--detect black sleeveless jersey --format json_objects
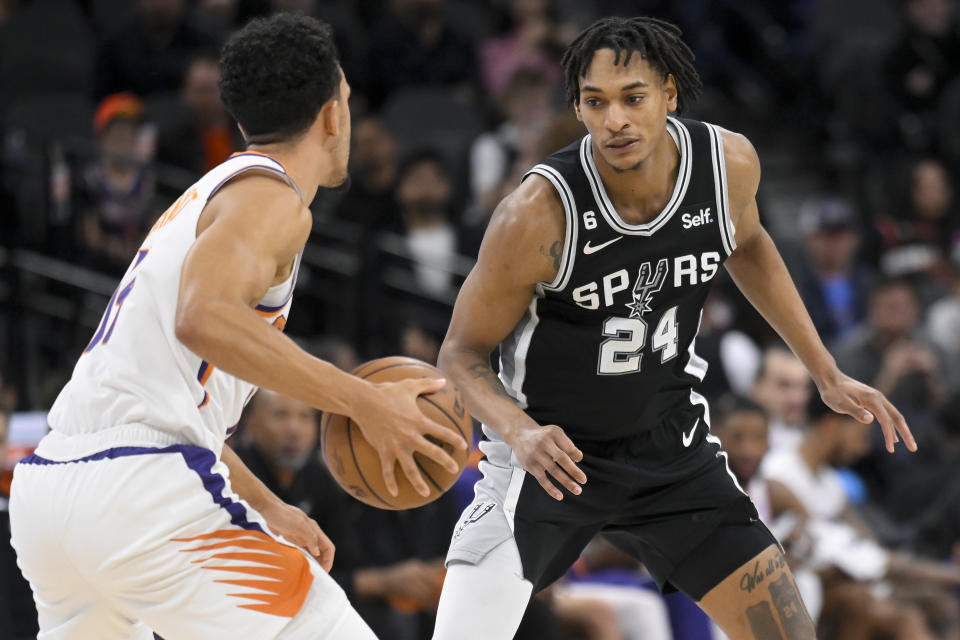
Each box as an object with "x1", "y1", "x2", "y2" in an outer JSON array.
[{"x1": 498, "y1": 117, "x2": 737, "y2": 441}]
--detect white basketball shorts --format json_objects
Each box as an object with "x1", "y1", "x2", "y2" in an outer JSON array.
[{"x1": 9, "y1": 439, "x2": 376, "y2": 640}]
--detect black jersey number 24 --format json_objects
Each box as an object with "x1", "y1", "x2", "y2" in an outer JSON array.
[{"x1": 597, "y1": 305, "x2": 680, "y2": 375}]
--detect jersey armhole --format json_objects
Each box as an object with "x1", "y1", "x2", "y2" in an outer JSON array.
[
  {"x1": 707, "y1": 124, "x2": 737, "y2": 256},
  {"x1": 522, "y1": 165, "x2": 578, "y2": 292},
  {"x1": 198, "y1": 165, "x2": 302, "y2": 240}
]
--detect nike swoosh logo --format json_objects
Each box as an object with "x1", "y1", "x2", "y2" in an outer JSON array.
[
  {"x1": 681, "y1": 418, "x2": 699, "y2": 447},
  {"x1": 583, "y1": 237, "x2": 623, "y2": 255}
]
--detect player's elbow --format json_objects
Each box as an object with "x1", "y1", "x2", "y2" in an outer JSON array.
[
  {"x1": 436, "y1": 341, "x2": 456, "y2": 374},
  {"x1": 174, "y1": 304, "x2": 209, "y2": 353}
]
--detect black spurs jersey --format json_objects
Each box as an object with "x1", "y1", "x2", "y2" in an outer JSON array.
[{"x1": 498, "y1": 117, "x2": 737, "y2": 441}]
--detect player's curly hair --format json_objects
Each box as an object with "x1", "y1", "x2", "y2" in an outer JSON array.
[
  {"x1": 219, "y1": 13, "x2": 341, "y2": 142},
  {"x1": 561, "y1": 17, "x2": 702, "y2": 115}
]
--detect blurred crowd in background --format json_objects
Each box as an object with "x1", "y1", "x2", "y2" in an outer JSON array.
[{"x1": 0, "y1": 0, "x2": 959, "y2": 638}]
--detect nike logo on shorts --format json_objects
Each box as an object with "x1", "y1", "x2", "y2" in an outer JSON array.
[
  {"x1": 583, "y1": 237, "x2": 623, "y2": 254},
  {"x1": 682, "y1": 418, "x2": 699, "y2": 447}
]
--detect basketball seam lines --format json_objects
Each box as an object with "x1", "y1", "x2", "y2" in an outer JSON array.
[{"x1": 345, "y1": 417, "x2": 392, "y2": 508}]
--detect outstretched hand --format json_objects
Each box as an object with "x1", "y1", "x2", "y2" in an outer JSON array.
[{"x1": 818, "y1": 373, "x2": 917, "y2": 453}]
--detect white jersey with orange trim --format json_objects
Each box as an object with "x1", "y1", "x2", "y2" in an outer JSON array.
[{"x1": 46, "y1": 152, "x2": 303, "y2": 456}]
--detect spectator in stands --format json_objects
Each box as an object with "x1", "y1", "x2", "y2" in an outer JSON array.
[
  {"x1": 834, "y1": 277, "x2": 946, "y2": 426},
  {"x1": 834, "y1": 278, "x2": 955, "y2": 524},
  {"x1": 480, "y1": 0, "x2": 572, "y2": 98},
  {"x1": 881, "y1": 0, "x2": 960, "y2": 151},
  {"x1": 393, "y1": 150, "x2": 467, "y2": 296},
  {"x1": 155, "y1": 52, "x2": 242, "y2": 175},
  {"x1": 875, "y1": 156, "x2": 959, "y2": 302},
  {"x1": 762, "y1": 394, "x2": 960, "y2": 639},
  {"x1": 76, "y1": 92, "x2": 159, "y2": 273},
  {"x1": 95, "y1": 0, "x2": 221, "y2": 99},
  {"x1": 926, "y1": 262, "x2": 960, "y2": 385},
  {"x1": 750, "y1": 346, "x2": 812, "y2": 452},
  {"x1": 790, "y1": 196, "x2": 873, "y2": 344},
  {"x1": 364, "y1": 0, "x2": 479, "y2": 107},
  {"x1": 467, "y1": 68, "x2": 556, "y2": 223},
  {"x1": 332, "y1": 115, "x2": 401, "y2": 232},
  {"x1": 906, "y1": 392, "x2": 960, "y2": 560},
  {"x1": 694, "y1": 287, "x2": 762, "y2": 400}
]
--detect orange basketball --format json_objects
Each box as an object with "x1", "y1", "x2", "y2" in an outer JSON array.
[{"x1": 320, "y1": 356, "x2": 472, "y2": 510}]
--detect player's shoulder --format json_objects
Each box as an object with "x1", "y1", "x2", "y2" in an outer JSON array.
[
  {"x1": 206, "y1": 170, "x2": 311, "y2": 237},
  {"x1": 711, "y1": 124, "x2": 761, "y2": 200},
  {"x1": 477, "y1": 173, "x2": 566, "y2": 284},
  {"x1": 489, "y1": 173, "x2": 566, "y2": 242},
  {"x1": 712, "y1": 125, "x2": 760, "y2": 176}
]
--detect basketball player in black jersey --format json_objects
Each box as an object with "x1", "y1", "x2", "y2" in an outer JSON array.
[{"x1": 431, "y1": 17, "x2": 917, "y2": 640}]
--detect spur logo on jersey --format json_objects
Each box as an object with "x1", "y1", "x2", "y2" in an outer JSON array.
[
  {"x1": 452, "y1": 502, "x2": 496, "y2": 540},
  {"x1": 626, "y1": 259, "x2": 668, "y2": 318},
  {"x1": 572, "y1": 251, "x2": 721, "y2": 310},
  {"x1": 681, "y1": 207, "x2": 713, "y2": 229}
]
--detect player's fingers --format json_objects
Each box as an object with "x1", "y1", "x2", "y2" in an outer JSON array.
[
  {"x1": 317, "y1": 529, "x2": 336, "y2": 572},
  {"x1": 532, "y1": 469, "x2": 563, "y2": 501},
  {"x1": 546, "y1": 461, "x2": 583, "y2": 496},
  {"x1": 411, "y1": 377, "x2": 447, "y2": 396},
  {"x1": 547, "y1": 443, "x2": 586, "y2": 484},
  {"x1": 305, "y1": 518, "x2": 322, "y2": 557},
  {"x1": 416, "y1": 438, "x2": 461, "y2": 474},
  {"x1": 880, "y1": 395, "x2": 917, "y2": 452},
  {"x1": 378, "y1": 450, "x2": 400, "y2": 497},
  {"x1": 398, "y1": 454, "x2": 431, "y2": 497},
  {"x1": 861, "y1": 392, "x2": 898, "y2": 453},
  {"x1": 418, "y1": 417, "x2": 468, "y2": 451},
  {"x1": 551, "y1": 428, "x2": 584, "y2": 463}
]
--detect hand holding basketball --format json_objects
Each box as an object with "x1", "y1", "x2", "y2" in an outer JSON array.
[
  {"x1": 322, "y1": 357, "x2": 473, "y2": 510},
  {"x1": 352, "y1": 375, "x2": 467, "y2": 497}
]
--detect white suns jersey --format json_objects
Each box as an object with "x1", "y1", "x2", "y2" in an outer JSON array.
[{"x1": 47, "y1": 153, "x2": 303, "y2": 454}]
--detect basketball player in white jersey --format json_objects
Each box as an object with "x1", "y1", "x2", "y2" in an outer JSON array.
[{"x1": 10, "y1": 14, "x2": 466, "y2": 639}]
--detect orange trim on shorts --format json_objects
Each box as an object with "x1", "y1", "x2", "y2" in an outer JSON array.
[{"x1": 173, "y1": 529, "x2": 313, "y2": 618}]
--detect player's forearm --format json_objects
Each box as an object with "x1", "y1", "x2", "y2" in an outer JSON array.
[
  {"x1": 725, "y1": 229, "x2": 841, "y2": 387},
  {"x1": 221, "y1": 443, "x2": 281, "y2": 511},
  {"x1": 176, "y1": 301, "x2": 373, "y2": 417},
  {"x1": 887, "y1": 552, "x2": 960, "y2": 586},
  {"x1": 437, "y1": 342, "x2": 539, "y2": 441}
]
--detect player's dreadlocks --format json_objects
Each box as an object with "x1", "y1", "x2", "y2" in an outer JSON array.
[{"x1": 561, "y1": 17, "x2": 702, "y2": 115}]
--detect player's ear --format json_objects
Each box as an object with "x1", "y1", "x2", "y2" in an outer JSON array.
[
  {"x1": 574, "y1": 95, "x2": 583, "y2": 122},
  {"x1": 663, "y1": 74, "x2": 678, "y2": 113},
  {"x1": 320, "y1": 98, "x2": 340, "y2": 138}
]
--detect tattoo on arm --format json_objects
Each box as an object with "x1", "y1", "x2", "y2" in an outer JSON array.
[
  {"x1": 539, "y1": 241, "x2": 561, "y2": 271},
  {"x1": 467, "y1": 360, "x2": 517, "y2": 404},
  {"x1": 745, "y1": 601, "x2": 784, "y2": 640}
]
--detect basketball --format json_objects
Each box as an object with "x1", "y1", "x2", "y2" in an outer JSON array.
[{"x1": 320, "y1": 356, "x2": 472, "y2": 510}]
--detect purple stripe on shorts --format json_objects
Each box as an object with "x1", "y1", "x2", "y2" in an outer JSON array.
[{"x1": 21, "y1": 445, "x2": 264, "y2": 533}]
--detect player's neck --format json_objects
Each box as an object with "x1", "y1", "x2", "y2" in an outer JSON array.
[
  {"x1": 245, "y1": 142, "x2": 323, "y2": 205},
  {"x1": 592, "y1": 130, "x2": 680, "y2": 226}
]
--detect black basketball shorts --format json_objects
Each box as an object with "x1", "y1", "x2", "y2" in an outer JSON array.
[{"x1": 445, "y1": 400, "x2": 781, "y2": 601}]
